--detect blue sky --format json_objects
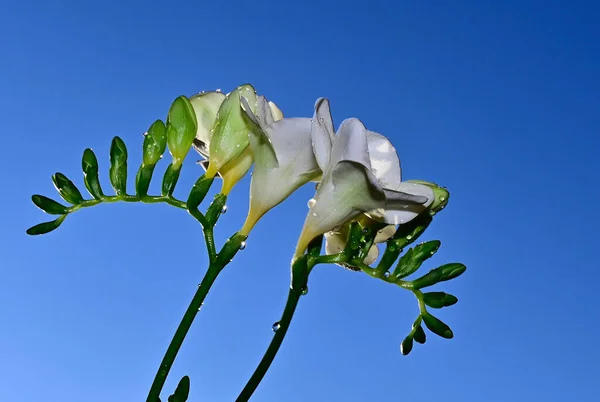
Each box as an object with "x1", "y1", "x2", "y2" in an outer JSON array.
[{"x1": 1, "y1": 0, "x2": 599, "y2": 401}]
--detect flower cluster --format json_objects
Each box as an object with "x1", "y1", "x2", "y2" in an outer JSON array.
[{"x1": 186, "y1": 85, "x2": 441, "y2": 262}]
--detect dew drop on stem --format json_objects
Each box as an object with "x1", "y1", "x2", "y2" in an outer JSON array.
[{"x1": 272, "y1": 322, "x2": 281, "y2": 332}]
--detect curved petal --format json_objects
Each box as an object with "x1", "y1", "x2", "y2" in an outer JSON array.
[
  {"x1": 241, "y1": 96, "x2": 278, "y2": 168},
  {"x1": 311, "y1": 98, "x2": 335, "y2": 171},
  {"x1": 329, "y1": 118, "x2": 372, "y2": 181},
  {"x1": 269, "y1": 101, "x2": 284, "y2": 121},
  {"x1": 374, "y1": 224, "x2": 397, "y2": 243},
  {"x1": 325, "y1": 231, "x2": 346, "y2": 255},
  {"x1": 380, "y1": 182, "x2": 435, "y2": 224},
  {"x1": 189, "y1": 91, "x2": 226, "y2": 158},
  {"x1": 364, "y1": 244, "x2": 379, "y2": 265},
  {"x1": 366, "y1": 130, "x2": 401, "y2": 189}
]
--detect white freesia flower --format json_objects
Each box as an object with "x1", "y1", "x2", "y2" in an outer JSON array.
[
  {"x1": 189, "y1": 85, "x2": 284, "y2": 195},
  {"x1": 238, "y1": 96, "x2": 322, "y2": 235},
  {"x1": 294, "y1": 106, "x2": 435, "y2": 258}
]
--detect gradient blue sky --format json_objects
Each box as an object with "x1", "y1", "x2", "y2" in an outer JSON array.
[{"x1": 2, "y1": 0, "x2": 599, "y2": 401}]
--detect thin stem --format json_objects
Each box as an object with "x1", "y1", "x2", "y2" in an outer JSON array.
[
  {"x1": 145, "y1": 263, "x2": 223, "y2": 402},
  {"x1": 66, "y1": 194, "x2": 188, "y2": 214},
  {"x1": 235, "y1": 287, "x2": 303, "y2": 402}
]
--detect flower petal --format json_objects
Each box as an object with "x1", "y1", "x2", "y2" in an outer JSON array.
[
  {"x1": 380, "y1": 182, "x2": 435, "y2": 224},
  {"x1": 329, "y1": 118, "x2": 372, "y2": 181},
  {"x1": 311, "y1": 98, "x2": 335, "y2": 171},
  {"x1": 366, "y1": 130, "x2": 402, "y2": 189},
  {"x1": 364, "y1": 244, "x2": 380, "y2": 265},
  {"x1": 269, "y1": 101, "x2": 284, "y2": 121},
  {"x1": 241, "y1": 96, "x2": 278, "y2": 168},
  {"x1": 189, "y1": 91, "x2": 226, "y2": 158},
  {"x1": 324, "y1": 231, "x2": 346, "y2": 255},
  {"x1": 374, "y1": 224, "x2": 396, "y2": 243}
]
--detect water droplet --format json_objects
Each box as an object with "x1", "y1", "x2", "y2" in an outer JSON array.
[
  {"x1": 439, "y1": 196, "x2": 446, "y2": 202},
  {"x1": 406, "y1": 234, "x2": 413, "y2": 240},
  {"x1": 216, "y1": 88, "x2": 222, "y2": 92},
  {"x1": 384, "y1": 271, "x2": 391, "y2": 279},
  {"x1": 301, "y1": 286, "x2": 308, "y2": 295},
  {"x1": 429, "y1": 210, "x2": 436, "y2": 216},
  {"x1": 307, "y1": 198, "x2": 316, "y2": 208},
  {"x1": 272, "y1": 322, "x2": 281, "y2": 332},
  {"x1": 240, "y1": 241, "x2": 247, "y2": 250},
  {"x1": 143, "y1": 131, "x2": 148, "y2": 136},
  {"x1": 362, "y1": 228, "x2": 370, "y2": 235},
  {"x1": 388, "y1": 244, "x2": 396, "y2": 251},
  {"x1": 318, "y1": 117, "x2": 325, "y2": 123},
  {"x1": 221, "y1": 205, "x2": 228, "y2": 213},
  {"x1": 430, "y1": 250, "x2": 435, "y2": 255},
  {"x1": 236, "y1": 144, "x2": 240, "y2": 148},
  {"x1": 312, "y1": 212, "x2": 318, "y2": 217}
]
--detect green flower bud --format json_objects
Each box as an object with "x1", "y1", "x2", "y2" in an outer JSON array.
[
  {"x1": 109, "y1": 136, "x2": 128, "y2": 195},
  {"x1": 166, "y1": 96, "x2": 198, "y2": 166},
  {"x1": 143, "y1": 119, "x2": 167, "y2": 166},
  {"x1": 52, "y1": 172, "x2": 84, "y2": 205}
]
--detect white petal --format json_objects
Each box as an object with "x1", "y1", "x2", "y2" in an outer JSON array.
[
  {"x1": 324, "y1": 231, "x2": 346, "y2": 255},
  {"x1": 374, "y1": 224, "x2": 396, "y2": 243},
  {"x1": 311, "y1": 98, "x2": 334, "y2": 172},
  {"x1": 329, "y1": 118, "x2": 372, "y2": 181},
  {"x1": 189, "y1": 92, "x2": 226, "y2": 157},
  {"x1": 241, "y1": 96, "x2": 278, "y2": 169},
  {"x1": 269, "y1": 101, "x2": 284, "y2": 121},
  {"x1": 364, "y1": 244, "x2": 380, "y2": 265},
  {"x1": 366, "y1": 130, "x2": 401, "y2": 189},
  {"x1": 381, "y1": 182, "x2": 435, "y2": 224}
]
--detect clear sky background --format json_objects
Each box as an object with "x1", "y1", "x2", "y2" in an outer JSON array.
[{"x1": 1, "y1": 0, "x2": 599, "y2": 401}]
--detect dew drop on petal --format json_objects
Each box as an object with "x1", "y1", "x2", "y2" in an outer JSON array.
[
  {"x1": 307, "y1": 198, "x2": 316, "y2": 208},
  {"x1": 216, "y1": 88, "x2": 222, "y2": 93},
  {"x1": 272, "y1": 322, "x2": 281, "y2": 332},
  {"x1": 240, "y1": 241, "x2": 247, "y2": 250},
  {"x1": 312, "y1": 212, "x2": 318, "y2": 217},
  {"x1": 221, "y1": 205, "x2": 228, "y2": 214}
]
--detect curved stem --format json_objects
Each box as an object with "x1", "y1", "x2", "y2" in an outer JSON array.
[
  {"x1": 145, "y1": 263, "x2": 223, "y2": 402},
  {"x1": 235, "y1": 287, "x2": 303, "y2": 402}
]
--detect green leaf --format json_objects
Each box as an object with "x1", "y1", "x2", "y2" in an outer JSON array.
[
  {"x1": 187, "y1": 175, "x2": 214, "y2": 210},
  {"x1": 422, "y1": 292, "x2": 458, "y2": 308},
  {"x1": 161, "y1": 163, "x2": 182, "y2": 196},
  {"x1": 166, "y1": 96, "x2": 198, "y2": 165},
  {"x1": 413, "y1": 325, "x2": 426, "y2": 344},
  {"x1": 26, "y1": 215, "x2": 67, "y2": 235},
  {"x1": 422, "y1": 312, "x2": 453, "y2": 339},
  {"x1": 168, "y1": 375, "x2": 190, "y2": 402},
  {"x1": 393, "y1": 240, "x2": 441, "y2": 279},
  {"x1": 143, "y1": 120, "x2": 167, "y2": 165},
  {"x1": 52, "y1": 172, "x2": 84, "y2": 205},
  {"x1": 400, "y1": 334, "x2": 414, "y2": 355},
  {"x1": 135, "y1": 164, "x2": 156, "y2": 197},
  {"x1": 411, "y1": 263, "x2": 467, "y2": 289},
  {"x1": 109, "y1": 136, "x2": 128, "y2": 195},
  {"x1": 82, "y1": 148, "x2": 104, "y2": 199},
  {"x1": 31, "y1": 195, "x2": 69, "y2": 214}
]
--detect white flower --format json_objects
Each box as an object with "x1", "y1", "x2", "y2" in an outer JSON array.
[
  {"x1": 294, "y1": 105, "x2": 435, "y2": 257},
  {"x1": 238, "y1": 96, "x2": 322, "y2": 235},
  {"x1": 189, "y1": 85, "x2": 283, "y2": 194}
]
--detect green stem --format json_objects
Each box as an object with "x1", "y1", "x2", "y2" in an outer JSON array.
[
  {"x1": 235, "y1": 286, "x2": 303, "y2": 402},
  {"x1": 145, "y1": 263, "x2": 223, "y2": 402}
]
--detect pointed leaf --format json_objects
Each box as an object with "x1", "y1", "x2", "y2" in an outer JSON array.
[
  {"x1": 82, "y1": 148, "x2": 104, "y2": 199},
  {"x1": 422, "y1": 292, "x2": 458, "y2": 308},
  {"x1": 109, "y1": 136, "x2": 128, "y2": 195},
  {"x1": 393, "y1": 240, "x2": 441, "y2": 279},
  {"x1": 52, "y1": 172, "x2": 84, "y2": 204},
  {"x1": 26, "y1": 215, "x2": 67, "y2": 235},
  {"x1": 422, "y1": 312, "x2": 453, "y2": 339},
  {"x1": 32, "y1": 195, "x2": 69, "y2": 215}
]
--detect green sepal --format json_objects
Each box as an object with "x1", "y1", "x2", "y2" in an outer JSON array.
[
  {"x1": 52, "y1": 172, "x2": 84, "y2": 205},
  {"x1": 411, "y1": 263, "x2": 467, "y2": 289},
  {"x1": 422, "y1": 312, "x2": 454, "y2": 339},
  {"x1": 31, "y1": 195, "x2": 69, "y2": 215},
  {"x1": 135, "y1": 163, "x2": 156, "y2": 197},
  {"x1": 26, "y1": 215, "x2": 67, "y2": 236},
  {"x1": 205, "y1": 193, "x2": 227, "y2": 226},
  {"x1": 393, "y1": 240, "x2": 441, "y2": 279},
  {"x1": 161, "y1": 163, "x2": 181, "y2": 196},
  {"x1": 215, "y1": 232, "x2": 247, "y2": 267},
  {"x1": 345, "y1": 221, "x2": 364, "y2": 253},
  {"x1": 143, "y1": 120, "x2": 167, "y2": 166},
  {"x1": 167, "y1": 375, "x2": 190, "y2": 402},
  {"x1": 390, "y1": 214, "x2": 432, "y2": 250},
  {"x1": 400, "y1": 334, "x2": 414, "y2": 355},
  {"x1": 82, "y1": 148, "x2": 104, "y2": 199},
  {"x1": 109, "y1": 136, "x2": 128, "y2": 195},
  {"x1": 422, "y1": 292, "x2": 458, "y2": 308},
  {"x1": 186, "y1": 175, "x2": 213, "y2": 210},
  {"x1": 291, "y1": 255, "x2": 309, "y2": 293},
  {"x1": 413, "y1": 325, "x2": 426, "y2": 344},
  {"x1": 166, "y1": 96, "x2": 198, "y2": 165}
]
